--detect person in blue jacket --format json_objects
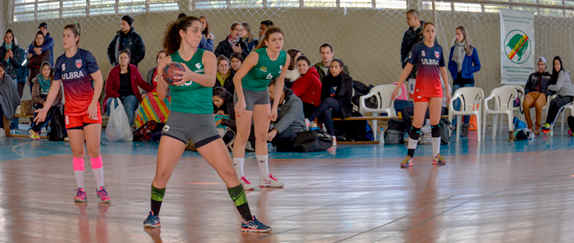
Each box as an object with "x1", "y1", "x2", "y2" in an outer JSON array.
[
  {"x1": 27, "y1": 22, "x2": 54, "y2": 66},
  {"x1": 448, "y1": 25, "x2": 481, "y2": 137}
]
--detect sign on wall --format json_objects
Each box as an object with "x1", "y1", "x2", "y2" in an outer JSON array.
[{"x1": 500, "y1": 9, "x2": 535, "y2": 85}]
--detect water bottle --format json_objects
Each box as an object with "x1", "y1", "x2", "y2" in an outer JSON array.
[{"x1": 378, "y1": 127, "x2": 385, "y2": 146}]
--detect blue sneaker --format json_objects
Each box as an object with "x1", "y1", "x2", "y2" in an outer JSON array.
[
  {"x1": 241, "y1": 216, "x2": 271, "y2": 233},
  {"x1": 143, "y1": 211, "x2": 161, "y2": 228}
]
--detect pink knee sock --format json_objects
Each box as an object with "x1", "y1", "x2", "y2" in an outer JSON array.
[
  {"x1": 73, "y1": 157, "x2": 85, "y2": 189},
  {"x1": 90, "y1": 156, "x2": 104, "y2": 188}
]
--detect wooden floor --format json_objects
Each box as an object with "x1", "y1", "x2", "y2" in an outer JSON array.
[{"x1": 0, "y1": 131, "x2": 573, "y2": 242}]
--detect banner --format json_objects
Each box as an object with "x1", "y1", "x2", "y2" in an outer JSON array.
[{"x1": 500, "y1": 10, "x2": 535, "y2": 85}]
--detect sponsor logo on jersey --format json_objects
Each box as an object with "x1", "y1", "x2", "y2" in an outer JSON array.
[
  {"x1": 62, "y1": 63, "x2": 66, "y2": 71},
  {"x1": 266, "y1": 73, "x2": 273, "y2": 79},
  {"x1": 62, "y1": 71, "x2": 85, "y2": 80},
  {"x1": 435, "y1": 51, "x2": 440, "y2": 58},
  {"x1": 76, "y1": 59, "x2": 82, "y2": 69},
  {"x1": 421, "y1": 50, "x2": 426, "y2": 57},
  {"x1": 421, "y1": 59, "x2": 440, "y2": 65},
  {"x1": 195, "y1": 63, "x2": 201, "y2": 69},
  {"x1": 260, "y1": 66, "x2": 268, "y2": 72}
]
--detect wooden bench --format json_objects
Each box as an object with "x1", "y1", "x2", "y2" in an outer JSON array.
[{"x1": 2, "y1": 114, "x2": 48, "y2": 139}]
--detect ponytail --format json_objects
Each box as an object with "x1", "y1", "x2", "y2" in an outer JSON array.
[{"x1": 63, "y1": 23, "x2": 82, "y2": 47}]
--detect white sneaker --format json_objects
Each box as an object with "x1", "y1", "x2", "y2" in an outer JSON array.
[
  {"x1": 240, "y1": 176, "x2": 255, "y2": 190},
  {"x1": 259, "y1": 174, "x2": 284, "y2": 188},
  {"x1": 332, "y1": 137, "x2": 337, "y2": 146},
  {"x1": 305, "y1": 118, "x2": 310, "y2": 127}
]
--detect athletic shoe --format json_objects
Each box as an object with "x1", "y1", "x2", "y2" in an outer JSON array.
[
  {"x1": 332, "y1": 137, "x2": 337, "y2": 146},
  {"x1": 143, "y1": 211, "x2": 161, "y2": 228},
  {"x1": 432, "y1": 154, "x2": 446, "y2": 165},
  {"x1": 29, "y1": 130, "x2": 40, "y2": 140},
  {"x1": 74, "y1": 187, "x2": 87, "y2": 202},
  {"x1": 400, "y1": 156, "x2": 413, "y2": 168},
  {"x1": 260, "y1": 174, "x2": 284, "y2": 188},
  {"x1": 541, "y1": 123, "x2": 551, "y2": 134},
  {"x1": 96, "y1": 186, "x2": 111, "y2": 203},
  {"x1": 241, "y1": 216, "x2": 272, "y2": 233},
  {"x1": 569, "y1": 129, "x2": 573, "y2": 137},
  {"x1": 305, "y1": 118, "x2": 310, "y2": 127},
  {"x1": 240, "y1": 176, "x2": 255, "y2": 191}
]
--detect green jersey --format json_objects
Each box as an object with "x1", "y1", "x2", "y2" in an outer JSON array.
[
  {"x1": 169, "y1": 49, "x2": 213, "y2": 114},
  {"x1": 242, "y1": 47, "x2": 287, "y2": 92}
]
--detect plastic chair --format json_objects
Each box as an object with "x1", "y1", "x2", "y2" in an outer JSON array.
[
  {"x1": 504, "y1": 84, "x2": 525, "y2": 120},
  {"x1": 449, "y1": 87, "x2": 484, "y2": 142},
  {"x1": 359, "y1": 84, "x2": 400, "y2": 140},
  {"x1": 559, "y1": 101, "x2": 574, "y2": 132},
  {"x1": 482, "y1": 86, "x2": 517, "y2": 140}
]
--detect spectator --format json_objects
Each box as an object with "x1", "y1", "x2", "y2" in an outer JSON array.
[
  {"x1": 401, "y1": 9, "x2": 437, "y2": 81},
  {"x1": 306, "y1": 58, "x2": 353, "y2": 146},
  {"x1": 200, "y1": 16, "x2": 216, "y2": 50},
  {"x1": 215, "y1": 55, "x2": 235, "y2": 94},
  {"x1": 27, "y1": 22, "x2": 54, "y2": 66},
  {"x1": 523, "y1": 57, "x2": 551, "y2": 135},
  {"x1": 0, "y1": 30, "x2": 25, "y2": 101},
  {"x1": 268, "y1": 79, "x2": 306, "y2": 151},
  {"x1": 292, "y1": 55, "x2": 321, "y2": 118},
  {"x1": 259, "y1": 20, "x2": 274, "y2": 40},
  {"x1": 104, "y1": 49, "x2": 154, "y2": 126},
  {"x1": 214, "y1": 23, "x2": 249, "y2": 59},
  {"x1": 0, "y1": 63, "x2": 20, "y2": 130},
  {"x1": 27, "y1": 31, "x2": 51, "y2": 91},
  {"x1": 230, "y1": 52, "x2": 244, "y2": 73},
  {"x1": 107, "y1": 15, "x2": 146, "y2": 66},
  {"x1": 146, "y1": 50, "x2": 167, "y2": 92},
  {"x1": 213, "y1": 86, "x2": 235, "y2": 147},
  {"x1": 541, "y1": 56, "x2": 574, "y2": 134},
  {"x1": 285, "y1": 49, "x2": 302, "y2": 85},
  {"x1": 29, "y1": 61, "x2": 62, "y2": 140},
  {"x1": 401, "y1": 81, "x2": 450, "y2": 135},
  {"x1": 313, "y1": 43, "x2": 349, "y2": 81},
  {"x1": 241, "y1": 22, "x2": 258, "y2": 53},
  {"x1": 448, "y1": 26, "x2": 481, "y2": 136}
]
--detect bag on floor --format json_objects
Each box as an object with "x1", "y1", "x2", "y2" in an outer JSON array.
[
  {"x1": 48, "y1": 109, "x2": 67, "y2": 141},
  {"x1": 384, "y1": 129, "x2": 405, "y2": 145},
  {"x1": 514, "y1": 128, "x2": 534, "y2": 140},
  {"x1": 293, "y1": 130, "x2": 333, "y2": 152},
  {"x1": 440, "y1": 118, "x2": 454, "y2": 145},
  {"x1": 388, "y1": 119, "x2": 405, "y2": 132},
  {"x1": 133, "y1": 120, "x2": 159, "y2": 141},
  {"x1": 106, "y1": 98, "x2": 133, "y2": 142}
]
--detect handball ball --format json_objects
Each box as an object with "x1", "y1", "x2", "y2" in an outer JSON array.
[{"x1": 163, "y1": 62, "x2": 185, "y2": 85}]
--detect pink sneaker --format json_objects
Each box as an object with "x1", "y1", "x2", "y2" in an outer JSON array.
[
  {"x1": 240, "y1": 176, "x2": 255, "y2": 191},
  {"x1": 260, "y1": 174, "x2": 284, "y2": 188},
  {"x1": 74, "y1": 187, "x2": 87, "y2": 202},
  {"x1": 96, "y1": 186, "x2": 111, "y2": 203},
  {"x1": 569, "y1": 129, "x2": 573, "y2": 137}
]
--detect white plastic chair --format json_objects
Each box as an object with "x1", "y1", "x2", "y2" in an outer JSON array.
[
  {"x1": 482, "y1": 86, "x2": 517, "y2": 140},
  {"x1": 449, "y1": 87, "x2": 484, "y2": 142},
  {"x1": 504, "y1": 85, "x2": 525, "y2": 120},
  {"x1": 359, "y1": 84, "x2": 400, "y2": 140}
]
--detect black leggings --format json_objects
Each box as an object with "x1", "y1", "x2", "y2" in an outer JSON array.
[
  {"x1": 31, "y1": 106, "x2": 59, "y2": 133},
  {"x1": 308, "y1": 97, "x2": 342, "y2": 136},
  {"x1": 302, "y1": 102, "x2": 317, "y2": 118}
]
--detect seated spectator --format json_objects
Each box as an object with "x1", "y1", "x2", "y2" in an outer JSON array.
[
  {"x1": 230, "y1": 52, "x2": 244, "y2": 73},
  {"x1": 27, "y1": 31, "x2": 51, "y2": 92},
  {"x1": 214, "y1": 23, "x2": 249, "y2": 60},
  {"x1": 392, "y1": 82, "x2": 412, "y2": 114},
  {"x1": 214, "y1": 55, "x2": 235, "y2": 94},
  {"x1": 401, "y1": 81, "x2": 450, "y2": 136},
  {"x1": 241, "y1": 22, "x2": 258, "y2": 53},
  {"x1": 146, "y1": 50, "x2": 167, "y2": 91},
  {"x1": 523, "y1": 57, "x2": 551, "y2": 135},
  {"x1": 268, "y1": 79, "x2": 306, "y2": 152},
  {"x1": 292, "y1": 55, "x2": 322, "y2": 118},
  {"x1": 306, "y1": 58, "x2": 353, "y2": 146},
  {"x1": 0, "y1": 63, "x2": 20, "y2": 130},
  {"x1": 541, "y1": 56, "x2": 574, "y2": 134},
  {"x1": 259, "y1": 20, "x2": 274, "y2": 40},
  {"x1": 213, "y1": 87, "x2": 235, "y2": 147},
  {"x1": 29, "y1": 61, "x2": 62, "y2": 140},
  {"x1": 285, "y1": 49, "x2": 302, "y2": 87},
  {"x1": 314, "y1": 43, "x2": 350, "y2": 81},
  {"x1": 104, "y1": 49, "x2": 154, "y2": 126}
]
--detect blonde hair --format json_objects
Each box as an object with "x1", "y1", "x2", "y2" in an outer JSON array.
[{"x1": 454, "y1": 26, "x2": 474, "y2": 56}]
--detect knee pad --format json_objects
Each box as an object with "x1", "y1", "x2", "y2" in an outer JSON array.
[
  {"x1": 410, "y1": 127, "x2": 421, "y2": 140},
  {"x1": 432, "y1": 124, "x2": 441, "y2": 137}
]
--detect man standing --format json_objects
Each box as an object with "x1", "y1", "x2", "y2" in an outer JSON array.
[
  {"x1": 27, "y1": 22, "x2": 54, "y2": 66},
  {"x1": 107, "y1": 15, "x2": 146, "y2": 66}
]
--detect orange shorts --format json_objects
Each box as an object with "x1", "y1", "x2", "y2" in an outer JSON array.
[{"x1": 65, "y1": 110, "x2": 102, "y2": 129}]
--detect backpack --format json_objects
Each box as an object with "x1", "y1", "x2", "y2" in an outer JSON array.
[
  {"x1": 133, "y1": 121, "x2": 164, "y2": 141},
  {"x1": 48, "y1": 109, "x2": 67, "y2": 141},
  {"x1": 293, "y1": 130, "x2": 333, "y2": 152},
  {"x1": 388, "y1": 119, "x2": 406, "y2": 132},
  {"x1": 440, "y1": 118, "x2": 454, "y2": 145},
  {"x1": 333, "y1": 111, "x2": 374, "y2": 141},
  {"x1": 384, "y1": 129, "x2": 405, "y2": 145}
]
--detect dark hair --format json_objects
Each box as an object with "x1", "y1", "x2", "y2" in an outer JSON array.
[
  {"x1": 156, "y1": 50, "x2": 166, "y2": 64},
  {"x1": 406, "y1": 9, "x2": 419, "y2": 18},
  {"x1": 213, "y1": 86, "x2": 229, "y2": 100},
  {"x1": 241, "y1": 22, "x2": 254, "y2": 43},
  {"x1": 268, "y1": 78, "x2": 290, "y2": 95},
  {"x1": 217, "y1": 55, "x2": 230, "y2": 67},
  {"x1": 297, "y1": 55, "x2": 311, "y2": 66},
  {"x1": 4, "y1": 29, "x2": 14, "y2": 39},
  {"x1": 287, "y1": 49, "x2": 301, "y2": 70},
  {"x1": 319, "y1": 42, "x2": 333, "y2": 53},
  {"x1": 177, "y1": 13, "x2": 187, "y2": 20},
  {"x1": 119, "y1": 49, "x2": 131, "y2": 59},
  {"x1": 163, "y1": 16, "x2": 201, "y2": 55},
  {"x1": 551, "y1": 56, "x2": 564, "y2": 84},
  {"x1": 200, "y1": 16, "x2": 210, "y2": 37},
  {"x1": 256, "y1": 27, "x2": 284, "y2": 50},
  {"x1": 63, "y1": 23, "x2": 82, "y2": 46},
  {"x1": 40, "y1": 61, "x2": 54, "y2": 80},
  {"x1": 260, "y1": 20, "x2": 274, "y2": 27},
  {"x1": 331, "y1": 58, "x2": 345, "y2": 72},
  {"x1": 0, "y1": 63, "x2": 6, "y2": 70},
  {"x1": 33, "y1": 31, "x2": 45, "y2": 47},
  {"x1": 230, "y1": 52, "x2": 244, "y2": 63}
]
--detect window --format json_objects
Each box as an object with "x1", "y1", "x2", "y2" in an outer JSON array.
[
  {"x1": 192, "y1": 0, "x2": 228, "y2": 9},
  {"x1": 267, "y1": 0, "x2": 300, "y2": 7},
  {"x1": 304, "y1": 0, "x2": 336, "y2": 8},
  {"x1": 149, "y1": 0, "x2": 179, "y2": 11},
  {"x1": 454, "y1": 3, "x2": 481, "y2": 12},
  {"x1": 422, "y1": 1, "x2": 452, "y2": 11},
  {"x1": 340, "y1": 0, "x2": 372, "y2": 8},
  {"x1": 484, "y1": 4, "x2": 509, "y2": 13},
  {"x1": 89, "y1": 0, "x2": 115, "y2": 15},
  {"x1": 375, "y1": 0, "x2": 406, "y2": 9},
  {"x1": 230, "y1": 0, "x2": 263, "y2": 8}
]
